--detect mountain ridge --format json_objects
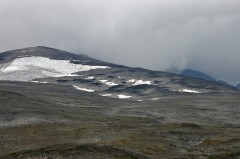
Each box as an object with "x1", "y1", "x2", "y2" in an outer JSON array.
[
  {"x1": 174, "y1": 69, "x2": 239, "y2": 90},
  {"x1": 0, "y1": 46, "x2": 238, "y2": 101}
]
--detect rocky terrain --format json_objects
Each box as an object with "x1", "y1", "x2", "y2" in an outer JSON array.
[{"x1": 0, "y1": 47, "x2": 239, "y2": 159}]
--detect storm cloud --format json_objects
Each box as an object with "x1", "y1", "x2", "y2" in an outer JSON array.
[{"x1": 0, "y1": 0, "x2": 240, "y2": 83}]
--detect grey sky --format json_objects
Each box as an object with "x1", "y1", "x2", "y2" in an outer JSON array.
[{"x1": 0, "y1": 0, "x2": 240, "y2": 83}]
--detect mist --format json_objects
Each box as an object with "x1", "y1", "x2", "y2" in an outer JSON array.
[{"x1": 0, "y1": 0, "x2": 240, "y2": 83}]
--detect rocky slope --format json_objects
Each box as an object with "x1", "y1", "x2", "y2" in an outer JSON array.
[{"x1": 0, "y1": 46, "x2": 238, "y2": 101}]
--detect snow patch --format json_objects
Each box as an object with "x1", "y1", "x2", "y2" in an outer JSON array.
[
  {"x1": 0, "y1": 56, "x2": 110, "y2": 81},
  {"x1": 178, "y1": 89, "x2": 201, "y2": 93},
  {"x1": 30, "y1": 81, "x2": 48, "y2": 84},
  {"x1": 106, "y1": 81, "x2": 118, "y2": 86},
  {"x1": 39, "y1": 81, "x2": 48, "y2": 84},
  {"x1": 99, "y1": 80, "x2": 118, "y2": 86},
  {"x1": 31, "y1": 81, "x2": 40, "y2": 83},
  {"x1": 72, "y1": 85, "x2": 95, "y2": 92},
  {"x1": 64, "y1": 74, "x2": 82, "y2": 77},
  {"x1": 127, "y1": 79, "x2": 135, "y2": 83},
  {"x1": 118, "y1": 94, "x2": 132, "y2": 99},
  {"x1": 151, "y1": 98, "x2": 160, "y2": 101},
  {"x1": 86, "y1": 76, "x2": 95, "y2": 80},
  {"x1": 101, "y1": 94, "x2": 112, "y2": 97},
  {"x1": 133, "y1": 80, "x2": 151, "y2": 86},
  {"x1": 99, "y1": 80, "x2": 108, "y2": 83},
  {"x1": 1, "y1": 66, "x2": 23, "y2": 72}
]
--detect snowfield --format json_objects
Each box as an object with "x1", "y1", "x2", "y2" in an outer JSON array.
[
  {"x1": 151, "y1": 98, "x2": 160, "y2": 101},
  {"x1": 0, "y1": 56, "x2": 110, "y2": 81},
  {"x1": 127, "y1": 79, "x2": 135, "y2": 83},
  {"x1": 86, "y1": 76, "x2": 95, "y2": 80},
  {"x1": 127, "y1": 79, "x2": 151, "y2": 86},
  {"x1": 133, "y1": 80, "x2": 151, "y2": 86},
  {"x1": 178, "y1": 89, "x2": 201, "y2": 93},
  {"x1": 99, "y1": 80, "x2": 118, "y2": 86},
  {"x1": 72, "y1": 85, "x2": 95, "y2": 92},
  {"x1": 118, "y1": 94, "x2": 132, "y2": 99},
  {"x1": 101, "y1": 94, "x2": 112, "y2": 97}
]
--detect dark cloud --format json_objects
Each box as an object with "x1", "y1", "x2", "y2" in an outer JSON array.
[{"x1": 0, "y1": 0, "x2": 240, "y2": 83}]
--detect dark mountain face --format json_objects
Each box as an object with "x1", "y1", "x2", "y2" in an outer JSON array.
[
  {"x1": 0, "y1": 47, "x2": 238, "y2": 101},
  {"x1": 179, "y1": 69, "x2": 235, "y2": 87},
  {"x1": 236, "y1": 83, "x2": 240, "y2": 90},
  {"x1": 180, "y1": 69, "x2": 216, "y2": 82}
]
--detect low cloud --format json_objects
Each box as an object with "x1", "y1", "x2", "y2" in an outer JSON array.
[{"x1": 0, "y1": 0, "x2": 240, "y2": 83}]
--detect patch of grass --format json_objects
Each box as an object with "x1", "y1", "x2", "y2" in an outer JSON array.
[
  {"x1": 1, "y1": 144, "x2": 150, "y2": 159},
  {"x1": 208, "y1": 150, "x2": 240, "y2": 159},
  {"x1": 202, "y1": 136, "x2": 240, "y2": 145}
]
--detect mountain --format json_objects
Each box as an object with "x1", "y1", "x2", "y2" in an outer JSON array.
[
  {"x1": 178, "y1": 69, "x2": 235, "y2": 87},
  {"x1": 0, "y1": 46, "x2": 240, "y2": 159},
  {"x1": 180, "y1": 69, "x2": 216, "y2": 82},
  {"x1": 0, "y1": 46, "x2": 238, "y2": 101},
  {"x1": 235, "y1": 83, "x2": 240, "y2": 89}
]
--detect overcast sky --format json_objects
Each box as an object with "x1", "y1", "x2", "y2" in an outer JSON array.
[{"x1": 0, "y1": 0, "x2": 240, "y2": 83}]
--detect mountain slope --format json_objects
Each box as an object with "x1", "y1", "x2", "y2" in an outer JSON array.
[
  {"x1": 0, "y1": 47, "x2": 238, "y2": 101},
  {"x1": 0, "y1": 80, "x2": 240, "y2": 159},
  {"x1": 0, "y1": 47, "x2": 240, "y2": 159},
  {"x1": 180, "y1": 69, "x2": 216, "y2": 82},
  {"x1": 235, "y1": 83, "x2": 240, "y2": 90},
  {"x1": 178, "y1": 69, "x2": 235, "y2": 87}
]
